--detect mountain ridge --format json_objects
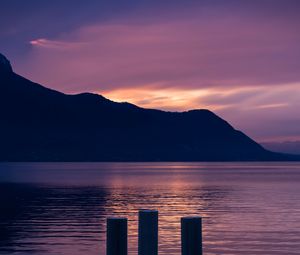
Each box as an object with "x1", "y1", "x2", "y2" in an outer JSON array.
[{"x1": 0, "y1": 53, "x2": 299, "y2": 162}]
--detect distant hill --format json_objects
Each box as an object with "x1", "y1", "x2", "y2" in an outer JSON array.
[
  {"x1": 0, "y1": 53, "x2": 298, "y2": 161},
  {"x1": 262, "y1": 141, "x2": 300, "y2": 155}
]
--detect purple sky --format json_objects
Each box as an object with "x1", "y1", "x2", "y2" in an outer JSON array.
[{"x1": 1, "y1": 0, "x2": 300, "y2": 144}]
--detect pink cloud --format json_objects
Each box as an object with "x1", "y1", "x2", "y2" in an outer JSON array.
[
  {"x1": 29, "y1": 38, "x2": 86, "y2": 50},
  {"x1": 16, "y1": 11, "x2": 300, "y2": 92}
]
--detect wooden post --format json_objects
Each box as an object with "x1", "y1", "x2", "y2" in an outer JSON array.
[
  {"x1": 181, "y1": 216, "x2": 202, "y2": 255},
  {"x1": 138, "y1": 210, "x2": 158, "y2": 255},
  {"x1": 106, "y1": 217, "x2": 128, "y2": 255}
]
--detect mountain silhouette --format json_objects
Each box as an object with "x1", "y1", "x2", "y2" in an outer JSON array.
[{"x1": 0, "y1": 53, "x2": 298, "y2": 161}]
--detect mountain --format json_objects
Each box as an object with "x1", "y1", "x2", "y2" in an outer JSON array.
[{"x1": 0, "y1": 53, "x2": 298, "y2": 161}]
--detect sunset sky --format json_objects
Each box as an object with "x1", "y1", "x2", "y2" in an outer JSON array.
[{"x1": 1, "y1": 0, "x2": 300, "y2": 146}]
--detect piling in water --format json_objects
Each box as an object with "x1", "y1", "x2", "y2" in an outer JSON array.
[
  {"x1": 106, "y1": 212, "x2": 203, "y2": 255},
  {"x1": 138, "y1": 210, "x2": 158, "y2": 255},
  {"x1": 106, "y1": 217, "x2": 128, "y2": 255},
  {"x1": 181, "y1": 216, "x2": 202, "y2": 255}
]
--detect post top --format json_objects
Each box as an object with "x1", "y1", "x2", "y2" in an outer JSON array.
[
  {"x1": 107, "y1": 217, "x2": 127, "y2": 220},
  {"x1": 181, "y1": 216, "x2": 202, "y2": 220},
  {"x1": 139, "y1": 209, "x2": 158, "y2": 213}
]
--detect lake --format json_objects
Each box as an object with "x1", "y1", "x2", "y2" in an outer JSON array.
[{"x1": 0, "y1": 162, "x2": 300, "y2": 254}]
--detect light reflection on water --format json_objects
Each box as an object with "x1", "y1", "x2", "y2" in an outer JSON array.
[{"x1": 0, "y1": 162, "x2": 300, "y2": 254}]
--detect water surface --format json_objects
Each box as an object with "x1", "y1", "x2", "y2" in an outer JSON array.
[{"x1": 0, "y1": 162, "x2": 300, "y2": 254}]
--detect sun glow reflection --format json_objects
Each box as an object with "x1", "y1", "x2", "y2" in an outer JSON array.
[{"x1": 105, "y1": 165, "x2": 211, "y2": 254}]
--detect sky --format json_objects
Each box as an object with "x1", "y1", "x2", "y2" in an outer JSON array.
[{"x1": 1, "y1": 0, "x2": 300, "y2": 147}]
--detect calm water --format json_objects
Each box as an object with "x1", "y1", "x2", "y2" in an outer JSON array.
[{"x1": 0, "y1": 162, "x2": 300, "y2": 255}]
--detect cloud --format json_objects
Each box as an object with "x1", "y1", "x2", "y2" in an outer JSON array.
[
  {"x1": 213, "y1": 83, "x2": 300, "y2": 142},
  {"x1": 16, "y1": 7, "x2": 300, "y2": 92},
  {"x1": 29, "y1": 38, "x2": 86, "y2": 50},
  {"x1": 102, "y1": 86, "x2": 211, "y2": 111},
  {"x1": 101, "y1": 83, "x2": 300, "y2": 143}
]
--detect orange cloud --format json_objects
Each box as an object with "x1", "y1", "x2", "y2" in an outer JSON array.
[{"x1": 101, "y1": 87, "x2": 210, "y2": 111}]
